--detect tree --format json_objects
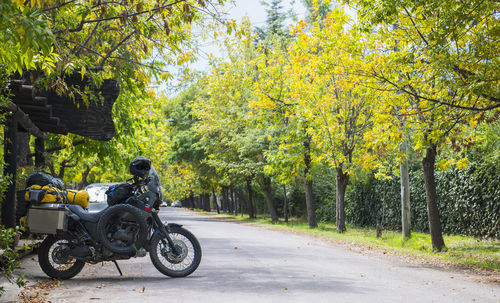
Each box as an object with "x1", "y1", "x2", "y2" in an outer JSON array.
[
  {"x1": 302, "y1": 0, "x2": 332, "y2": 24},
  {"x1": 1, "y1": 0, "x2": 232, "y2": 191},
  {"x1": 252, "y1": 1, "x2": 323, "y2": 228},
  {"x1": 288, "y1": 10, "x2": 375, "y2": 232},
  {"x1": 191, "y1": 22, "x2": 279, "y2": 220},
  {"x1": 348, "y1": 0, "x2": 499, "y2": 250},
  {"x1": 255, "y1": 0, "x2": 290, "y2": 41},
  {"x1": 4, "y1": 1, "x2": 232, "y2": 87},
  {"x1": 350, "y1": 0, "x2": 499, "y2": 112}
]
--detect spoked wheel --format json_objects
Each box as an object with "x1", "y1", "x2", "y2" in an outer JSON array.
[
  {"x1": 38, "y1": 236, "x2": 85, "y2": 279},
  {"x1": 150, "y1": 226, "x2": 202, "y2": 277}
]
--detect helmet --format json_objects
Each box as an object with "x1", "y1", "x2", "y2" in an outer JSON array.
[{"x1": 129, "y1": 156, "x2": 151, "y2": 178}]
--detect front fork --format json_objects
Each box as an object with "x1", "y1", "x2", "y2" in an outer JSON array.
[{"x1": 151, "y1": 211, "x2": 181, "y2": 255}]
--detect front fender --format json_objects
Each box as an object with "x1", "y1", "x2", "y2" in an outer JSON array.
[{"x1": 166, "y1": 223, "x2": 183, "y2": 230}]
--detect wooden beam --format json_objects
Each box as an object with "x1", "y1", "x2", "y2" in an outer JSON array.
[
  {"x1": 33, "y1": 121, "x2": 68, "y2": 135},
  {"x1": 2, "y1": 102, "x2": 47, "y2": 139}
]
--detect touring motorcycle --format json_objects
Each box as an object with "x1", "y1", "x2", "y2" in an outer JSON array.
[{"x1": 25, "y1": 157, "x2": 201, "y2": 279}]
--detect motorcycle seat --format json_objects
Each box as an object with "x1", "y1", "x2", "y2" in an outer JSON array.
[{"x1": 68, "y1": 205, "x2": 103, "y2": 223}]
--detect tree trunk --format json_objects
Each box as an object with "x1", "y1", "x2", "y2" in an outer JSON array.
[
  {"x1": 246, "y1": 179, "x2": 255, "y2": 218},
  {"x1": 222, "y1": 186, "x2": 229, "y2": 213},
  {"x1": 17, "y1": 132, "x2": 30, "y2": 166},
  {"x1": 282, "y1": 184, "x2": 289, "y2": 223},
  {"x1": 336, "y1": 166, "x2": 349, "y2": 233},
  {"x1": 422, "y1": 145, "x2": 445, "y2": 251},
  {"x1": 34, "y1": 137, "x2": 46, "y2": 168},
  {"x1": 202, "y1": 193, "x2": 210, "y2": 212},
  {"x1": 400, "y1": 137, "x2": 411, "y2": 240},
  {"x1": 77, "y1": 165, "x2": 91, "y2": 189},
  {"x1": 303, "y1": 138, "x2": 317, "y2": 228},
  {"x1": 189, "y1": 192, "x2": 194, "y2": 209},
  {"x1": 212, "y1": 188, "x2": 220, "y2": 214},
  {"x1": 230, "y1": 183, "x2": 237, "y2": 215},
  {"x1": 196, "y1": 196, "x2": 203, "y2": 209},
  {"x1": 260, "y1": 177, "x2": 278, "y2": 222}
]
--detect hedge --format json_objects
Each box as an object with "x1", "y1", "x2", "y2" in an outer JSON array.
[{"x1": 342, "y1": 155, "x2": 499, "y2": 238}]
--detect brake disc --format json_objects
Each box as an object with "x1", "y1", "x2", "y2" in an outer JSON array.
[
  {"x1": 162, "y1": 239, "x2": 188, "y2": 264},
  {"x1": 52, "y1": 244, "x2": 70, "y2": 264}
]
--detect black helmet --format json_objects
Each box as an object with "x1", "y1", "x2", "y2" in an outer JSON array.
[{"x1": 129, "y1": 156, "x2": 151, "y2": 178}]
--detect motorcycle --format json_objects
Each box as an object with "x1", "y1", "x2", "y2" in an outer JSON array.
[{"x1": 26, "y1": 157, "x2": 202, "y2": 279}]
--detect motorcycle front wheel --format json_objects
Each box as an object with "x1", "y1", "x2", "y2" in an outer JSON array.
[
  {"x1": 38, "y1": 235, "x2": 85, "y2": 279},
  {"x1": 149, "y1": 226, "x2": 201, "y2": 277}
]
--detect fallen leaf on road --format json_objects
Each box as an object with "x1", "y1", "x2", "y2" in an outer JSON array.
[
  {"x1": 450, "y1": 276, "x2": 454, "y2": 279},
  {"x1": 284, "y1": 287, "x2": 288, "y2": 290},
  {"x1": 237, "y1": 276, "x2": 240, "y2": 279},
  {"x1": 20, "y1": 279, "x2": 61, "y2": 303},
  {"x1": 234, "y1": 247, "x2": 238, "y2": 250}
]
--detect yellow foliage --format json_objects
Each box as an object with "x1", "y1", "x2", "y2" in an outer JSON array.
[{"x1": 456, "y1": 158, "x2": 469, "y2": 170}]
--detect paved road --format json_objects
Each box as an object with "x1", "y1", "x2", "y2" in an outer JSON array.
[{"x1": 18, "y1": 208, "x2": 499, "y2": 303}]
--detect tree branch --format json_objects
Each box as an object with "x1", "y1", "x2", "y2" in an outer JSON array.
[{"x1": 57, "y1": 1, "x2": 185, "y2": 34}]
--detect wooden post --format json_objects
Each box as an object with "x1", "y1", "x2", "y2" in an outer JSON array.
[
  {"x1": 2, "y1": 116, "x2": 19, "y2": 228},
  {"x1": 283, "y1": 184, "x2": 289, "y2": 223},
  {"x1": 400, "y1": 135, "x2": 411, "y2": 240}
]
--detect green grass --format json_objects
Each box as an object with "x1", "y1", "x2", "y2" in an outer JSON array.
[{"x1": 201, "y1": 212, "x2": 499, "y2": 271}]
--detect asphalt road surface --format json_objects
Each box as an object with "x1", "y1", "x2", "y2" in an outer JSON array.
[{"x1": 18, "y1": 207, "x2": 499, "y2": 303}]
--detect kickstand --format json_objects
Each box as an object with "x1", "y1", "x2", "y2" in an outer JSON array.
[{"x1": 113, "y1": 260, "x2": 123, "y2": 276}]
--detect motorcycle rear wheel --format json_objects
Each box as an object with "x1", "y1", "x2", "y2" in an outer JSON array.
[
  {"x1": 149, "y1": 226, "x2": 202, "y2": 277},
  {"x1": 38, "y1": 235, "x2": 85, "y2": 279}
]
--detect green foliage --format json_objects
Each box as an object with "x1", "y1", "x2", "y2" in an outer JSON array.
[
  {"x1": 344, "y1": 145, "x2": 500, "y2": 238},
  {"x1": 350, "y1": 0, "x2": 500, "y2": 111},
  {"x1": 0, "y1": 227, "x2": 25, "y2": 296},
  {"x1": 0, "y1": 1, "x2": 56, "y2": 75},
  {"x1": 255, "y1": 0, "x2": 291, "y2": 41}
]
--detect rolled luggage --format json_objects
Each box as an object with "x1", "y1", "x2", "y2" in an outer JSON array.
[
  {"x1": 65, "y1": 190, "x2": 90, "y2": 208},
  {"x1": 25, "y1": 185, "x2": 90, "y2": 208}
]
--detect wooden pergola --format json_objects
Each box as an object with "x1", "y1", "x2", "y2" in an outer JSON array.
[{"x1": 1, "y1": 75, "x2": 120, "y2": 228}]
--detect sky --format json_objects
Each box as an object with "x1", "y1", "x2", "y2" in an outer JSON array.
[
  {"x1": 158, "y1": 0, "x2": 308, "y2": 93},
  {"x1": 189, "y1": 0, "x2": 307, "y2": 72},
  {"x1": 225, "y1": 0, "x2": 307, "y2": 27}
]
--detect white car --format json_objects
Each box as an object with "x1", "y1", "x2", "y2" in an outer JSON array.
[
  {"x1": 171, "y1": 201, "x2": 182, "y2": 207},
  {"x1": 84, "y1": 183, "x2": 119, "y2": 213}
]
